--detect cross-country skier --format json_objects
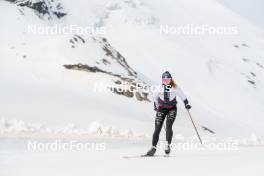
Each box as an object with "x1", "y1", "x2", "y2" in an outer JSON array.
[{"x1": 145, "y1": 71, "x2": 192, "y2": 156}]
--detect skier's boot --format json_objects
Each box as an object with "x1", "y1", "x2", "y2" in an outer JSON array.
[
  {"x1": 145, "y1": 146, "x2": 156, "y2": 156},
  {"x1": 165, "y1": 144, "x2": 171, "y2": 155}
]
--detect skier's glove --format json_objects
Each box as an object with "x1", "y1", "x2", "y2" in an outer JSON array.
[
  {"x1": 184, "y1": 99, "x2": 192, "y2": 110},
  {"x1": 185, "y1": 104, "x2": 192, "y2": 110}
]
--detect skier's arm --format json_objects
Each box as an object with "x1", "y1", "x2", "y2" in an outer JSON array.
[
  {"x1": 153, "y1": 91, "x2": 159, "y2": 111},
  {"x1": 175, "y1": 86, "x2": 191, "y2": 109}
]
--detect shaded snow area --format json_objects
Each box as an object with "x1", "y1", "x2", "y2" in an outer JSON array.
[{"x1": 1, "y1": 0, "x2": 264, "y2": 175}]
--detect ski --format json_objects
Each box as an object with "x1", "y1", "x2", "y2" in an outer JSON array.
[
  {"x1": 122, "y1": 155, "x2": 154, "y2": 159},
  {"x1": 164, "y1": 154, "x2": 170, "y2": 157},
  {"x1": 123, "y1": 154, "x2": 172, "y2": 159}
]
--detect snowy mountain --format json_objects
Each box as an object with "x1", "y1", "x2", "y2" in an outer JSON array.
[{"x1": 1, "y1": 0, "x2": 264, "y2": 138}]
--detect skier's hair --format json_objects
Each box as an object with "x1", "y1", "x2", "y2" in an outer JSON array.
[{"x1": 170, "y1": 79, "x2": 177, "y2": 88}]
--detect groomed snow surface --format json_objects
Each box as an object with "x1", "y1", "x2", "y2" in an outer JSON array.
[{"x1": 1, "y1": 138, "x2": 264, "y2": 176}]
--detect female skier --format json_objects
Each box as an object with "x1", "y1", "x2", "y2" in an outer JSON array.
[{"x1": 146, "y1": 71, "x2": 191, "y2": 156}]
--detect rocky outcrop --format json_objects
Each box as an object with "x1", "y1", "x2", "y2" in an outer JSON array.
[
  {"x1": 5, "y1": 0, "x2": 67, "y2": 19},
  {"x1": 64, "y1": 35, "x2": 150, "y2": 102}
]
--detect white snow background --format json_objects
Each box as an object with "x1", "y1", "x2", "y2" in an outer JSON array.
[{"x1": 1, "y1": 0, "x2": 264, "y2": 175}]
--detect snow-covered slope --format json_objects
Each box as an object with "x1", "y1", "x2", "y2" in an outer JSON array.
[{"x1": 1, "y1": 0, "x2": 264, "y2": 140}]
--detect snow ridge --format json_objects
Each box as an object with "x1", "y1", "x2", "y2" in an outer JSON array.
[{"x1": 0, "y1": 118, "x2": 148, "y2": 139}]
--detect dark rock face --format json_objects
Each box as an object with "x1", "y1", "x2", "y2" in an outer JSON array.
[
  {"x1": 135, "y1": 92, "x2": 149, "y2": 101},
  {"x1": 5, "y1": 0, "x2": 67, "y2": 19},
  {"x1": 248, "y1": 80, "x2": 255, "y2": 85},
  {"x1": 101, "y1": 43, "x2": 138, "y2": 77},
  {"x1": 63, "y1": 35, "x2": 151, "y2": 102}
]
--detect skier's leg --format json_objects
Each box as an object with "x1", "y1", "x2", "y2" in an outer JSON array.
[
  {"x1": 165, "y1": 108, "x2": 177, "y2": 144},
  {"x1": 145, "y1": 110, "x2": 166, "y2": 156},
  {"x1": 152, "y1": 110, "x2": 166, "y2": 147}
]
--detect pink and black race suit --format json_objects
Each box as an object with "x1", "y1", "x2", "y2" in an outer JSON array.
[{"x1": 154, "y1": 85, "x2": 187, "y2": 109}]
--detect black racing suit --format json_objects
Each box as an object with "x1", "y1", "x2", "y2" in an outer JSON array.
[{"x1": 152, "y1": 107, "x2": 177, "y2": 147}]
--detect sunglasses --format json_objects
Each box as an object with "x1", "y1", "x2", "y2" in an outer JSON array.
[{"x1": 162, "y1": 78, "x2": 171, "y2": 83}]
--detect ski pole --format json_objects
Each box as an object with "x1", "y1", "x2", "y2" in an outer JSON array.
[{"x1": 186, "y1": 109, "x2": 203, "y2": 144}]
